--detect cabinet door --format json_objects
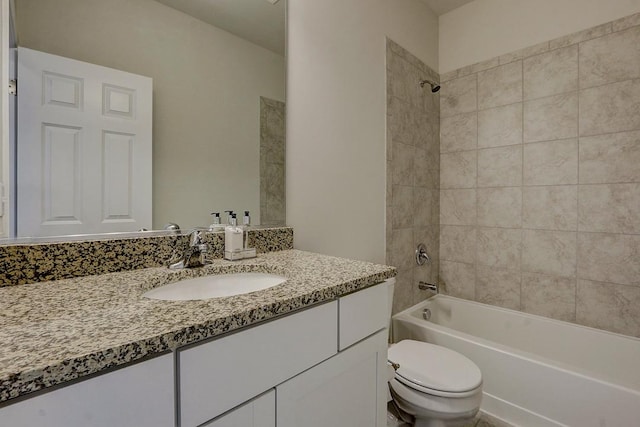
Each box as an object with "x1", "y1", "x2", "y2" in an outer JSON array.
[
  {"x1": 0, "y1": 353, "x2": 174, "y2": 427},
  {"x1": 203, "y1": 390, "x2": 275, "y2": 427},
  {"x1": 277, "y1": 330, "x2": 388, "y2": 427}
]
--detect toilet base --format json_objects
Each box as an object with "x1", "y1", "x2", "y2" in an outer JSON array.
[{"x1": 389, "y1": 379, "x2": 480, "y2": 427}]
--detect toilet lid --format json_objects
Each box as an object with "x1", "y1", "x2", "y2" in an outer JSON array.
[{"x1": 388, "y1": 340, "x2": 482, "y2": 393}]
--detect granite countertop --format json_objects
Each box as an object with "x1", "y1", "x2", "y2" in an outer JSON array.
[{"x1": 0, "y1": 249, "x2": 396, "y2": 403}]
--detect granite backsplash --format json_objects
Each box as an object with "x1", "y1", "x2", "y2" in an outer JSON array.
[{"x1": 0, "y1": 227, "x2": 293, "y2": 287}]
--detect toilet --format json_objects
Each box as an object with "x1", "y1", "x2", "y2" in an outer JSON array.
[{"x1": 386, "y1": 280, "x2": 483, "y2": 427}]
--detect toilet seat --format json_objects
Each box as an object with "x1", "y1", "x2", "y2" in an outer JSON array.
[{"x1": 388, "y1": 340, "x2": 482, "y2": 398}]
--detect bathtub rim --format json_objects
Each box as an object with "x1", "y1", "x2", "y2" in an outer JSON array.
[{"x1": 392, "y1": 294, "x2": 640, "y2": 395}]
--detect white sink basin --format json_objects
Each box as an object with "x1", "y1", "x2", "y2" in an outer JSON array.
[{"x1": 143, "y1": 272, "x2": 287, "y2": 301}]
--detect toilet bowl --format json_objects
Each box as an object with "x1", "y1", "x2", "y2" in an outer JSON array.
[
  {"x1": 388, "y1": 339, "x2": 482, "y2": 427},
  {"x1": 386, "y1": 279, "x2": 483, "y2": 426}
]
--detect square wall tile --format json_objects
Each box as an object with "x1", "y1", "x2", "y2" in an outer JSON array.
[
  {"x1": 579, "y1": 79, "x2": 640, "y2": 137},
  {"x1": 524, "y1": 45, "x2": 578, "y2": 100},
  {"x1": 392, "y1": 142, "x2": 416, "y2": 185},
  {"x1": 440, "y1": 225, "x2": 476, "y2": 264},
  {"x1": 415, "y1": 226, "x2": 439, "y2": 261},
  {"x1": 477, "y1": 187, "x2": 522, "y2": 228},
  {"x1": 478, "y1": 61, "x2": 523, "y2": 109},
  {"x1": 522, "y1": 229, "x2": 577, "y2": 278},
  {"x1": 441, "y1": 74, "x2": 477, "y2": 117},
  {"x1": 392, "y1": 269, "x2": 415, "y2": 314},
  {"x1": 549, "y1": 22, "x2": 612, "y2": 49},
  {"x1": 477, "y1": 145, "x2": 522, "y2": 187},
  {"x1": 478, "y1": 103, "x2": 523, "y2": 149},
  {"x1": 387, "y1": 228, "x2": 414, "y2": 271},
  {"x1": 414, "y1": 188, "x2": 438, "y2": 227},
  {"x1": 579, "y1": 25, "x2": 640, "y2": 89},
  {"x1": 577, "y1": 280, "x2": 640, "y2": 337},
  {"x1": 578, "y1": 183, "x2": 640, "y2": 234},
  {"x1": 612, "y1": 12, "x2": 640, "y2": 32},
  {"x1": 439, "y1": 261, "x2": 475, "y2": 300},
  {"x1": 414, "y1": 148, "x2": 439, "y2": 189},
  {"x1": 476, "y1": 266, "x2": 521, "y2": 310},
  {"x1": 387, "y1": 53, "x2": 423, "y2": 108},
  {"x1": 440, "y1": 189, "x2": 477, "y2": 226},
  {"x1": 388, "y1": 96, "x2": 421, "y2": 146},
  {"x1": 441, "y1": 151, "x2": 477, "y2": 189},
  {"x1": 524, "y1": 92, "x2": 578, "y2": 143},
  {"x1": 578, "y1": 233, "x2": 640, "y2": 286},
  {"x1": 476, "y1": 227, "x2": 522, "y2": 270},
  {"x1": 579, "y1": 130, "x2": 640, "y2": 184},
  {"x1": 441, "y1": 112, "x2": 477, "y2": 153},
  {"x1": 522, "y1": 185, "x2": 578, "y2": 231},
  {"x1": 391, "y1": 185, "x2": 414, "y2": 229},
  {"x1": 523, "y1": 139, "x2": 578, "y2": 185},
  {"x1": 522, "y1": 272, "x2": 576, "y2": 322}
]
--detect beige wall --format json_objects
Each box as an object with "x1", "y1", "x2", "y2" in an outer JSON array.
[
  {"x1": 16, "y1": 0, "x2": 285, "y2": 230},
  {"x1": 440, "y1": 0, "x2": 640, "y2": 73},
  {"x1": 287, "y1": 0, "x2": 438, "y2": 263},
  {"x1": 438, "y1": 14, "x2": 640, "y2": 337}
]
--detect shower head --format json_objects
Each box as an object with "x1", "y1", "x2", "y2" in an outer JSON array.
[{"x1": 419, "y1": 79, "x2": 441, "y2": 93}]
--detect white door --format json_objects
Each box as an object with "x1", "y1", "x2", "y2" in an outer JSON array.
[
  {"x1": 17, "y1": 47, "x2": 152, "y2": 237},
  {"x1": 0, "y1": 0, "x2": 10, "y2": 238}
]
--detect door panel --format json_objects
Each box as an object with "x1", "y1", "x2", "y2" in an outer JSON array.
[{"x1": 17, "y1": 47, "x2": 152, "y2": 237}]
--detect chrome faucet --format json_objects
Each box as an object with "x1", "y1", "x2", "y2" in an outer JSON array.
[
  {"x1": 169, "y1": 229, "x2": 209, "y2": 269},
  {"x1": 418, "y1": 281, "x2": 438, "y2": 293}
]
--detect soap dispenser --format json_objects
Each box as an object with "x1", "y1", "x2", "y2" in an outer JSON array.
[
  {"x1": 209, "y1": 212, "x2": 224, "y2": 232},
  {"x1": 224, "y1": 213, "x2": 244, "y2": 261},
  {"x1": 241, "y1": 211, "x2": 256, "y2": 259}
]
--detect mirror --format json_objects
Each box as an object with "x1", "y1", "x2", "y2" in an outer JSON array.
[{"x1": 6, "y1": 0, "x2": 286, "y2": 240}]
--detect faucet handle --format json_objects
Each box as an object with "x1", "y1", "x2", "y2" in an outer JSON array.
[{"x1": 189, "y1": 229, "x2": 203, "y2": 246}]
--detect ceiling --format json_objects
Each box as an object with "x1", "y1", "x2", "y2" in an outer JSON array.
[
  {"x1": 421, "y1": 0, "x2": 475, "y2": 16},
  {"x1": 154, "y1": 0, "x2": 286, "y2": 55}
]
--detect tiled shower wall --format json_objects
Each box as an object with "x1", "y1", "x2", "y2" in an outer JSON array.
[
  {"x1": 438, "y1": 13, "x2": 640, "y2": 337},
  {"x1": 260, "y1": 97, "x2": 286, "y2": 227},
  {"x1": 386, "y1": 39, "x2": 440, "y2": 314}
]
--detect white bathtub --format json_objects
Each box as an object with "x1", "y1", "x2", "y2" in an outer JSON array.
[{"x1": 392, "y1": 295, "x2": 640, "y2": 427}]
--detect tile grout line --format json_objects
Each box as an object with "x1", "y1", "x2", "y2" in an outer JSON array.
[
  {"x1": 520, "y1": 58, "x2": 525, "y2": 312},
  {"x1": 474, "y1": 71, "x2": 479, "y2": 302},
  {"x1": 575, "y1": 40, "x2": 581, "y2": 322}
]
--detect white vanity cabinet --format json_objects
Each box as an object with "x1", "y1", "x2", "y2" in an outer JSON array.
[
  {"x1": 191, "y1": 280, "x2": 391, "y2": 427},
  {"x1": 0, "y1": 352, "x2": 175, "y2": 427}
]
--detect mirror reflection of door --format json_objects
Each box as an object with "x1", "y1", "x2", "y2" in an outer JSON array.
[
  {"x1": 17, "y1": 48, "x2": 152, "y2": 237},
  {"x1": 0, "y1": 0, "x2": 16, "y2": 239}
]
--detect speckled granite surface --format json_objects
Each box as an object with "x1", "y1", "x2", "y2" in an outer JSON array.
[
  {"x1": 0, "y1": 249, "x2": 395, "y2": 403},
  {"x1": 0, "y1": 227, "x2": 293, "y2": 287}
]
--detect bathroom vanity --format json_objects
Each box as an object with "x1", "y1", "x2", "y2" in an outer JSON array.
[{"x1": 0, "y1": 250, "x2": 395, "y2": 427}]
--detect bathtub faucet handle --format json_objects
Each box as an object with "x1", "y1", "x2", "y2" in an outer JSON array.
[{"x1": 416, "y1": 243, "x2": 431, "y2": 266}]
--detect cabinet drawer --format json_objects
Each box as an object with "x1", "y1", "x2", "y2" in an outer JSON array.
[
  {"x1": 338, "y1": 280, "x2": 391, "y2": 350},
  {"x1": 179, "y1": 301, "x2": 338, "y2": 427}
]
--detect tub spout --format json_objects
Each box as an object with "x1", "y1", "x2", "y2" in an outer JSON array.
[{"x1": 418, "y1": 281, "x2": 438, "y2": 293}]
